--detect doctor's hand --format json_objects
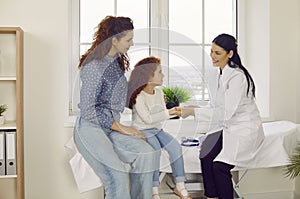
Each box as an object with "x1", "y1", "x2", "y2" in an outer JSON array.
[{"x1": 176, "y1": 106, "x2": 197, "y2": 118}]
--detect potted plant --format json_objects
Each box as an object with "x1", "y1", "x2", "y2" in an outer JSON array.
[
  {"x1": 0, "y1": 104, "x2": 8, "y2": 125},
  {"x1": 162, "y1": 86, "x2": 191, "y2": 119},
  {"x1": 285, "y1": 143, "x2": 300, "y2": 179}
]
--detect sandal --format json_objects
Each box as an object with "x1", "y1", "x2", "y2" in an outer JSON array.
[
  {"x1": 174, "y1": 187, "x2": 192, "y2": 199},
  {"x1": 152, "y1": 193, "x2": 161, "y2": 199}
]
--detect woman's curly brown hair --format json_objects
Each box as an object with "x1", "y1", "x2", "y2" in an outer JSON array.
[
  {"x1": 127, "y1": 56, "x2": 161, "y2": 109},
  {"x1": 78, "y1": 16, "x2": 134, "y2": 71}
]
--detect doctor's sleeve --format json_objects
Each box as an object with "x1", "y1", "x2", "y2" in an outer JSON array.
[{"x1": 194, "y1": 106, "x2": 214, "y2": 122}]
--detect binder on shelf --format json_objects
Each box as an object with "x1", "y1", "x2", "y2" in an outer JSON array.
[
  {"x1": 0, "y1": 131, "x2": 5, "y2": 175},
  {"x1": 5, "y1": 131, "x2": 16, "y2": 175}
]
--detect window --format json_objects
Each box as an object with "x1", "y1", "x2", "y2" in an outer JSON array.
[{"x1": 69, "y1": 0, "x2": 237, "y2": 115}]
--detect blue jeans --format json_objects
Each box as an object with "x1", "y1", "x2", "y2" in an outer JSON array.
[
  {"x1": 141, "y1": 128, "x2": 186, "y2": 187},
  {"x1": 74, "y1": 117, "x2": 155, "y2": 199}
]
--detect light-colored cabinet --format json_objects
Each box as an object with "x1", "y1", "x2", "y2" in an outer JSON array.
[{"x1": 0, "y1": 27, "x2": 24, "y2": 199}]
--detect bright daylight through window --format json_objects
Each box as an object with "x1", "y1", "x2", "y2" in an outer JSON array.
[{"x1": 69, "y1": 0, "x2": 236, "y2": 116}]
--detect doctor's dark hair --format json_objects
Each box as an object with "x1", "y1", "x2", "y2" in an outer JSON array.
[
  {"x1": 126, "y1": 56, "x2": 161, "y2": 109},
  {"x1": 78, "y1": 16, "x2": 134, "y2": 71},
  {"x1": 213, "y1": 33, "x2": 256, "y2": 98}
]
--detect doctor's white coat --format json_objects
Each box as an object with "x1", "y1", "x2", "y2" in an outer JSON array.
[{"x1": 195, "y1": 65, "x2": 265, "y2": 168}]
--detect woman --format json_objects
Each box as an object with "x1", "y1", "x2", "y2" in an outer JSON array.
[
  {"x1": 127, "y1": 57, "x2": 192, "y2": 199},
  {"x1": 180, "y1": 33, "x2": 264, "y2": 199},
  {"x1": 73, "y1": 16, "x2": 154, "y2": 199}
]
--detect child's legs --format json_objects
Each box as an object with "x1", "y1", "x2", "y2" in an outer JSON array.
[
  {"x1": 156, "y1": 130, "x2": 186, "y2": 183},
  {"x1": 141, "y1": 129, "x2": 162, "y2": 187}
]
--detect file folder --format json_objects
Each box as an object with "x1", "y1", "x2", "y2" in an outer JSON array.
[
  {"x1": 5, "y1": 131, "x2": 16, "y2": 175},
  {"x1": 0, "y1": 131, "x2": 5, "y2": 175}
]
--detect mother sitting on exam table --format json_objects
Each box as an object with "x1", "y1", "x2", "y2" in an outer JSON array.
[
  {"x1": 178, "y1": 33, "x2": 265, "y2": 199},
  {"x1": 73, "y1": 16, "x2": 154, "y2": 199}
]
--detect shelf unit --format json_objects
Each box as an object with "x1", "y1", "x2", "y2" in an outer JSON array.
[{"x1": 0, "y1": 27, "x2": 24, "y2": 199}]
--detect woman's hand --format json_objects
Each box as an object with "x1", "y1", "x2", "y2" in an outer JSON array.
[
  {"x1": 111, "y1": 122, "x2": 146, "y2": 141},
  {"x1": 122, "y1": 125, "x2": 146, "y2": 141}
]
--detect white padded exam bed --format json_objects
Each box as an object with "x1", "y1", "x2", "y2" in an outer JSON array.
[{"x1": 65, "y1": 120, "x2": 300, "y2": 196}]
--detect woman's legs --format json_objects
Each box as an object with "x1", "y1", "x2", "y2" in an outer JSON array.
[
  {"x1": 213, "y1": 162, "x2": 235, "y2": 199},
  {"x1": 199, "y1": 130, "x2": 234, "y2": 199},
  {"x1": 109, "y1": 131, "x2": 155, "y2": 199},
  {"x1": 74, "y1": 118, "x2": 131, "y2": 199}
]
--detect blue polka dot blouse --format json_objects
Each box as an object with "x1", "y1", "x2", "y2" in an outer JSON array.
[{"x1": 78, "y1": 55, "x2": 127, "y2": 129}]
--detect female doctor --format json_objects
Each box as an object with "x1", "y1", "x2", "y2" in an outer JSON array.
[{"x1": 180, "y1": 33, "x2": 265, "y2": 199}]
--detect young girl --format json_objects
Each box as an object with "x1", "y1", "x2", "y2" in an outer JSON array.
[{"x1": 127, "y1": 56, "x2": 192, "y2": 199}]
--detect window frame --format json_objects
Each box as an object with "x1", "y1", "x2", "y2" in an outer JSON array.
[{"x1": 68, "y1": 0, "x2": 237, "y2": 116}]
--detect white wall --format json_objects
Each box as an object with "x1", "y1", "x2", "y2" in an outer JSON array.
[
  {"x1": 297, "y1": 0, "x2": 300, "y2": 123},
  {"x1": 240, "y1": 0, "x2": 300, "y2": 123},
  {"x1": 0, "y1": 0, "x2": 103, "y2": 198},
  {"x1": 0, "y1": 0, "x2": 299, "y2": 198},
  {"x1": 269, "y1": 0, "x2": 299, "y2": 123},
  {"x1": 238, "y1": 0, "x2": 270, "y2": 119}
]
